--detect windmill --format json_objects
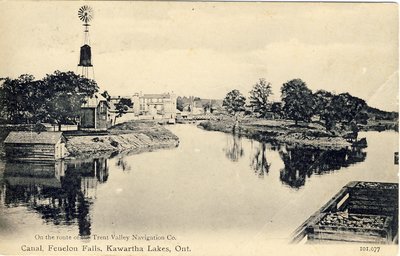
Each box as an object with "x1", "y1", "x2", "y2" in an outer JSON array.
[{"x1": 77, "y1": 5, "x2": 94, "y2": 79}]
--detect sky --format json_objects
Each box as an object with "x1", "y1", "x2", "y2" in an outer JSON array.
[{"x1": 0, "y1": 2, "x2": 398, "y2": 111}]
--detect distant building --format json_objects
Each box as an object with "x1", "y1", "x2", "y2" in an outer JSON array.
[
  {"x1": 4, "y1": 131, "x2": 67, "y2": 161},
  {"x1": 80, "y1": 94, "x2": 111, "y2": 131},
  {"x1": 132, "y1": 92, "x2": 176, "y2": 119}
]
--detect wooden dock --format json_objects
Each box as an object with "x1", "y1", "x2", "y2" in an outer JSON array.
[{"x1": 291, "y1": 181, "x2": 398, "y2": 244}]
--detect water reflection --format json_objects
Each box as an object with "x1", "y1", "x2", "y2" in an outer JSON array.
[
  {"x1": 279, "y1": 146, "x2": 367, "y2": 189},
  {"x1": 224, "y1": 133, "x2": 367, "y2": 188},
  {"x1": 116, "y1": 157, "x2": 132, "y2": 172},
  {"x1": 2, "y1": 158, "x2": 108, "y2": 238},
  {"x1": 223, "y1": 135, "x2": 244, "y2": 162},
  {"x1": 250, "y1": 142, "x2": 271, "y2": 178}
]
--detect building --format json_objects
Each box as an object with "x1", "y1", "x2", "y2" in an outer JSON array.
[
  {"x1": 4, "y1": 131, "x2": 67, "y2": 161},
  {"x1": 132, "y1": 92, "x2": 176, "y2": 119},
  {"x1": 80, "y1": 94, "x2": 111, "y2": 131}
]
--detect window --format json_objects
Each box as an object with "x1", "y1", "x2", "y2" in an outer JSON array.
[{"x1": 99, "y1": 102, "x2": 107, "y2": 114}]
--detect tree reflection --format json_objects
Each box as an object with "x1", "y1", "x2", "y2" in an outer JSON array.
[
  {"x1": 224, "y1": 135, "x2": 244, "y2": 162},
  {"x1": 279, "y1": 145, "x2": 367, "y2": 189},
  {"x1": 3, "y1": 158, "x2": 109, "y2": 238},
  {"x1": 250, "y1": 142, "x2": 271, "y2": 177},
  {"x1": 116, "y1": 157, "x2": 132, "y2": 172}
]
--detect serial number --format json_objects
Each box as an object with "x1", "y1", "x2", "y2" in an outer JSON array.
[{"x1": 360, "y1": 246, "x2": 380, "y2": 253}]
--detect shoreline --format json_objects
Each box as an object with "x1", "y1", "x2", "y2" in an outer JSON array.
[
  {"x1": 65, "y1": 121, "x2": 179, "y2": 159},
  {"x1": 0, "y1": 117, "x2": 397, "y2": 160},
  {"x1": 198, "y1": 118, "x2": 357, "y2": 149},
  {"x1": 0, "y1": 121, "x2": 179, "y2": 160}
]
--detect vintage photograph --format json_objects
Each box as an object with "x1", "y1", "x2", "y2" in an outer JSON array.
[{"x1": 0, "y1": 1, "x2": 398, "y2": 256}]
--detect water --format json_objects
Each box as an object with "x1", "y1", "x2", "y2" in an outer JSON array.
[{"x1": 0, "y1": 125, "x2": 397, "y2": 253}]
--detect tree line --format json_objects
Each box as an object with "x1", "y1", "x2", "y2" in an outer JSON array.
[
  {"x1": 223, "y1": 78, "x2": 370, "y2": 132},
  {"x1": 0, "y1": 71, "x2": 98, "y2": 126}
]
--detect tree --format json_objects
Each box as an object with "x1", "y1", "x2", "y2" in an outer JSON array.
[
  {"x1": 281, "y1": 79, "x2": 314, "y2": 125},
  {"x1": 313, "y1": 91, "x2": 368, "y2": 133},
  {"x1": 0, "y1": 71, "x2": 99, "y2": 128},
  {"x1": 101, "y1": 90, "x2": 111, "y2": 101},
  {"x1": 176, "y1": 96, "x2": 184, "y2": 111},
  {"x1": 222, "y1": 90, "x2": 246, "y2": 117},
  {"x1": 0, "y1": 74, "x2": 52, "y2": 124},
  {"x1": 313, "y1": 90, "x2": 336, "y2": 131},
  {"x1": 330, "y1": 93, "x2": 368, "y2": 137},
  {"x1": 42, "y1": 71, "x2": 99, "y2": 129},
  {"x1": 114, "y1": 98, "x2": 133, "y2": 125},
  {"x1": 330, "y1": 93, "x2": 367, "y2": 126},
  {"x1": 249, "y1": 78, "x2": 273, "y2": 118},
  {"x1": 313, "y1": 90, "x2": 334, "y2": 117},
  {"x1": 270, "y1": 102, "x2": 283, "y2": 119}
]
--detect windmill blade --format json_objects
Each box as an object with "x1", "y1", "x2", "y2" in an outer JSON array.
[{"x1": 78, "y1": 5, "x2": 93, "y2": 23}]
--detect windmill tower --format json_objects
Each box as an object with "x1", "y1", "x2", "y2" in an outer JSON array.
[{"x1": 77, "y1": 6, "x2": 94, "y2": 79}]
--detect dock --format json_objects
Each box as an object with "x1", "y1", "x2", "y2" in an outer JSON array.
[{"x1": 291, "y1": 181, "x2": 398, "y2": 244}]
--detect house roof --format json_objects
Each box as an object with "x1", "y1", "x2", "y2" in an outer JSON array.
[
  {"x1": 81, "y1": 93, "x2": 109, "y2": 108},
  {"x1": 142, "y1": 93, "x2": 171, "y2": 99},
  {"x1": 4, "y1": 131, "x2": 63, "y2": 144}
]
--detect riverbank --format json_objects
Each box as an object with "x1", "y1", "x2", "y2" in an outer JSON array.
[
  {"x1": 0, "y1": 121, "x2": 179, "y2": 159},
  {"x1": 360, "y1": 119, "x2": 398, "y2": 132},
  {"x1": 198, "y1": 117, "x2": 353, "y2": 149},
  {"x1": 65, "y1": 121, "x2": 179, "y2": 158}
]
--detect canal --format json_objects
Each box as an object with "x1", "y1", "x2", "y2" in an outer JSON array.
[{"x1": 0, "y1": 124, "x2": 397, "y2": 253}]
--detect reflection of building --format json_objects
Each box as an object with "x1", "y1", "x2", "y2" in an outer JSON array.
[
  {"x1": 4, "y1": 132, "x2": 67, "y2": 161},
  {"x1": 2, "y1": 158, "x2": 108, "y2": 238},
  {"x1": 80, "y1": 94, "x2": 111, "y2": 131},
  {"x1": 132, "y1": 92, "x2": 176, "y2": 118},
  {"x1": 4, "y1": 161, "x2": 65, "y2": 188},
  {"x1": 67, "y1": 158, "x2": 109, "y2": 199}
]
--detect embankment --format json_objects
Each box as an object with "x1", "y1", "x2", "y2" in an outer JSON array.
[
  {"x1": 66, "y1": 121, "x2": 179, "y2": 158},
  {"x1": 0, "y1": 122, "x2": 179, "y2": 159},
  {"x1": 198, "y1": 118, "x2": 352, "y2": 149}
]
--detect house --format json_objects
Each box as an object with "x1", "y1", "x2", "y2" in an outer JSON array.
[
  {"x1": 182, "y1": 98, "x2": 224, "y2": 115},
  {"x1": 4, "y1": 131, "x2": 67, "y2": 161},
  {"x1": 132, "y1": 92, "x2": 176, "y2": 119},
  {"x1": 80, "y1": 94, "x2": 111, "y2": 131}
]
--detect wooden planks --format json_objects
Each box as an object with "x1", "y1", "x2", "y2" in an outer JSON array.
[
  {"x1": 5, "y1": 143, "x2": 57, "y2": 161},
  {"x1": 290, "y1": 184, "x2": 352, "y2": 243},
  {"x1": 291, "y1": 181, "x2": 398, "y2": 244},
  {"x1": 309, "y1": 212, "x2": 393, "y2": 244}
]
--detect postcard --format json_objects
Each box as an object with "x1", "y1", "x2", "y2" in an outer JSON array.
[{"x1": 0, "y1": 1, "x2": 398, "y2": 256}]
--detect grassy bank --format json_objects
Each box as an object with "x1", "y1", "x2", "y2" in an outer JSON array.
[
  {"x1": 360, "y1": 120, "x2": 398, "y2": 132},
  {"x1": 198, "y1": 117, "x2": 353, "y2": 149},
  {"x1": 65, "y1": 121, "x2": 179, "y2": 158}
]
